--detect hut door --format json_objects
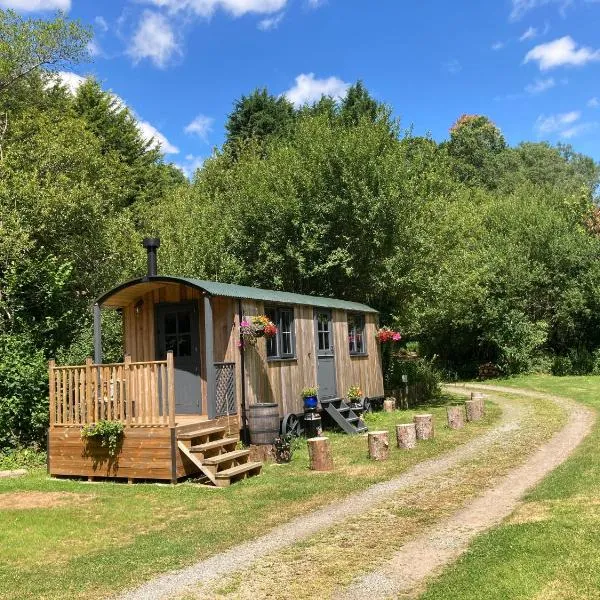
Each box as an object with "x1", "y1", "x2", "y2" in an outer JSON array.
[
  {"x1": 315, "y1": 309, "x2": 337, "y2": 400},
  {"x1": 156, "y1": 302, "x2": 201, "y2": 415}
]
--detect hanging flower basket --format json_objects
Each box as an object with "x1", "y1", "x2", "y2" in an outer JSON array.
[
  {"x1": 376, "y1": 327, "x2": 402, "y2": 344},
  {"x1": 239, "y1": 315, "x2": 277, "y2": 347}
]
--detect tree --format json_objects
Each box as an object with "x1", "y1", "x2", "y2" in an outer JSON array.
[
  {"x1": 225, "y1": 88, "x2": 295, "y2": 149},
  {"x1": 340, "y1": 81, "x2": 379, "y2": 126}
]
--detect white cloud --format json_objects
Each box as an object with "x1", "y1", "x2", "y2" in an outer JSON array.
[
  {"x1": 177, "y1": 154, "x2": 206, "y2": 178},
  {"x1": 510, "y1": 0, "x2": 572, "y2": 21},
  {"x1": 525, "y1": 36, "x2": 600, "y2": 70},
  {"x1": 0, "y1": 0, "x2": 70, "y2": 10},
  {"x1": 283, "y1": 73, "x2": 350, "y2": 107},
  {"x1": 444, "y1": 59, "x2": 462, "y2": 75},
  {"x1": 52, "y1": 71, "x2": 179, "y2": 154},
  {"x1": 307, "y1": 0, "x2": 325, "y2": 6},
  {"x1": 561, "y1": 121, "x2": 598, "y2": 138},
  {"x1": 525, "y1": 77, "x2": 556, "y2": 94},
  {"x1": 258, "y1": 11, "x2": 284, "y2": 30},
  {"x1": 492, "y1": 41, "x2": 505, "y2": 51},
  {"x1": 142, "y1": 0, "x2": 287, "y2": 18},
  {"x1": 137, "y1": 120, "x2": 179, "y2": 153},
  {"x1": 128, "y1": 11, "x2": 181, "y2": 68},
  {"x1": 184, "y1": 114, "x2": 214, "y2": 142},
  {"x1": 87, "y1": 39, "x2": 102, "y2": 57},
  {"x1": 535, "y1": 110, "x2": 580, "y2": 135},
  {"x1": 588, "y1": 97, "x2": 600, "y2": 108},
  {"x1": 95, "y1": 16, "x2": 108, "y2": 32},
  {"x1": 520, "y1": 26, "x2": 538, "y2": 41}
]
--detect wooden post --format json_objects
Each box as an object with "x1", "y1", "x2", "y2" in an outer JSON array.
[
  {"x1": 307, "y1": 437, "x2": 333, "y2": 471},
  {"x1": 125, "y1": 355, "x2": 132, "y2": 426},
  {"x1": 465, "y1": 399, "x2": 484, "y2": 422},
  {"x1": 414, "y1": 414, "x2": 434, "y2": 440},
  {"x1": 93, "y1": 303, "x2": 102, "y2": 365},
  {"x1": 85, "y1": 357, "x2": 93, "y2": 424},
  {"x1": 204, "y1": 296, "x2": 216, "y2": 420},
  {"x1": 446, "y1": 405, "x2": 465, "y2": 430},
  {"x1": 167, "y1": 351, "x2": 175, "y2": 427},
  {"x1": 396, "y1": 423, "x2": 417, "y2": 449},
  {"x1": 48, "y1": 359, "x2": 56, "y2": 429},
  {"x1": 368, "y1": 430, "x2": 390, "y2": 460},
  {"x1": 383, "y1": 398, "x2": 396, "y2": 413}
]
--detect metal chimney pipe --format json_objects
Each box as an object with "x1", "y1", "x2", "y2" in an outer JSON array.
[{"x1": 142, "y1": 237, "x2": 160, "y2": 277}]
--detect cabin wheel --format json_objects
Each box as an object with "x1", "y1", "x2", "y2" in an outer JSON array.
[{"x1": 281, "y1": 413, "x2": 304, "y2": 437}]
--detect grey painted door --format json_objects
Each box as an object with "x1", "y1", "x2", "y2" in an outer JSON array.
[
  {"x1": 156, "y1": 302, "x2": 201, "y2": 414},
  {"x1": 315, "y1": 309, "x2": 337, "y2": 400}
]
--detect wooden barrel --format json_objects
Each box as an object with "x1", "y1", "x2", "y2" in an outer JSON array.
[{"x1": 248, "y1": 403, "x2": 280, "y2": 445}]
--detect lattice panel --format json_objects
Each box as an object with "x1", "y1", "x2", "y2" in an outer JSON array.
[{"x1": 215, "y1": 363, "x2": 237, "y2": 416}]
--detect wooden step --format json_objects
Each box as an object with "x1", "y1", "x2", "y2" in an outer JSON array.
[
  {"x1": 190, "y1": 437, "x2": 238, "y2": 453},
  {"x1": 203, "y1": 449, "x2": 250, "y2": 466},
  {"x1": 177, "y1": 426, "x2": 226, "y2": 441},
  {"x1": 214, "y1": 461, "x2": 262, "y2": 487}
]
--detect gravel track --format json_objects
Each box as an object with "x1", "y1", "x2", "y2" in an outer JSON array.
[
  {"x1": 339, "y1": 384, "x2": 595, "y2": 599},
  {"x1": 119, "y1": 393, "x2": 522, "y2": 600}
]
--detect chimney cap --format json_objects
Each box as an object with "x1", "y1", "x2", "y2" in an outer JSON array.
[{"x1": 142, "y1": 237, "x2": 160, "y2": 249}]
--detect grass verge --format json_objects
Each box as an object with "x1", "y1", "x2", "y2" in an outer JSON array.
[
  {"x1": 421, "y1": 375, "x2": 600, "y2": 600},
  {"x1": 0, "y1": 396, "x2": 497, "y2": 600}
]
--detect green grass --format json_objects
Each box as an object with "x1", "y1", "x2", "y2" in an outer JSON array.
[
  {"x1": 0, "y1": 397, "x2": 499, "y2": 600},
  {"x1": 422, "y1": 375, "x2": 600, "y2": 600}
]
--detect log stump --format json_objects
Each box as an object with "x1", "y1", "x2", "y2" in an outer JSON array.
[
  {"x1": 446, "y1": 405, "x2": 465, "y2": 430},
  {"x1": 465, "y1": 399, "x2": 484, "y2": 422},
  {"x1": 368, "y1": 431, "x2": 390, "y2": 461},
  {"x1": 396, "y1": 423, "x2": 417, "y2": 449},
  {"x1": 383, "y1": 398, "x2": 396, "y2": 413},
  {"x1": 414, "y1": 414, "x2": 434, "y2": 440},
  {"x1": 307, "y1": 437, "x2": 333, "y2": 471}
]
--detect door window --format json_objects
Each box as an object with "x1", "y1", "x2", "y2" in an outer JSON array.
[
  {"x1": 317, "y1": 312, "x2": 331, "y2": 352},
  {"x1": 161, "y1": 310, "x2": 194, "y2": 358}
]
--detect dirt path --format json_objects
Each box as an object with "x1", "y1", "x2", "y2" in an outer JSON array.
[
  {"x1": 340, "y1": 384, "x2": 595, "y2": 599},
  {"x1": 120, "y1": 393, "x2": 525, "y2": 600}
]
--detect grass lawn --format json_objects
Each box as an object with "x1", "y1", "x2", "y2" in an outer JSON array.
[
  {"x1": 0, "y1": 397, "x2": 499, "y2": 600},
  {"x1": 422, "y1": 375, "x2": 600, "y2": 600}
]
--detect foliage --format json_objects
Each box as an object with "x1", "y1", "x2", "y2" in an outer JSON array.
[
  {"x1": 272, "y1": 432, "x2": 300, "y2": 464},
  {"x1": 376, "y1": 327, "x2": 402, "y2": 343},
  {"x1": 346, "y1": 385, "x2": 362, "y2": 402},
  {"x1": 301, "y1": 386, "x2": 319, "y2": 399},
  {"x1": 0, "y1": 446, "x2": 46, "y2": 470},
  {"x1": 385, "y1": 356, "x2": 442, "y2": 401},
  {"x1": 81, "y1": 420, "x2": 124, "y2": 457},
  {"x1": 239, "y1": 314, "x2": 277, "y2": 347}
]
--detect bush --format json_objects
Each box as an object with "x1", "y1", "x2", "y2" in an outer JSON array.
[
  {"x1": 0, "y1": 334, "x2": 48, "y2": 450},
  {"x1": 385, "y1": 355, "x2": 442, "y2": 401},
  {"x1": 0, "y1": 447, "x2": 46, "y2": 470}
]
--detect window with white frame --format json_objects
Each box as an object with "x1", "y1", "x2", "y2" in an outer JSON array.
[
  {"x1": 348, "y1": 313, "x2": 366, "y2": 355},
  {"x1": 265, "y1": 306, "x2": 295, "y2": 359}
]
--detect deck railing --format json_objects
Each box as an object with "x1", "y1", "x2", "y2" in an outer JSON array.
[{"x1": 49, "y1": 352, "x2": 175, "y2": 428}]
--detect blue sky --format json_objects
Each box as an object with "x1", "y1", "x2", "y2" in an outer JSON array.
[{"x1": 5, "y1": 0, "x2": 600, "y2": 173}]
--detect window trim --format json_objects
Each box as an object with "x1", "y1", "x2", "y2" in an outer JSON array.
[
  {"x1": 265, "y1": 306, "x2": 296, "y2": 361},
  {"x1": 348, "y1": 312, "x2": 368, "y2": 356}
]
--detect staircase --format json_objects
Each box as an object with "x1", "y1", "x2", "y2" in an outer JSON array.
[
  {"x1": 176, "y1": 424, "x2": 262, "y2": 487},
  {"x1": 320, "y1": 398, "x2": 368, "y2": 435}
]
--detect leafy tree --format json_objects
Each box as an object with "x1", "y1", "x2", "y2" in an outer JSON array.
[
  {"x1": 225, "y1": 88, "x2": 295, "y2": 149},
  {"x1": 339, "y1": 80, "x2": 379, "y2": 126}
]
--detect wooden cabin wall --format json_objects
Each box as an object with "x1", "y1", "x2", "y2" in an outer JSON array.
[{"x1": 332, "y1": 310, "x2": 384, "y2": 399}]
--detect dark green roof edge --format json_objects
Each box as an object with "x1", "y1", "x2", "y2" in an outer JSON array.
[{"x1": 96, "y1": 275, "x2": 377, "y2": 313}]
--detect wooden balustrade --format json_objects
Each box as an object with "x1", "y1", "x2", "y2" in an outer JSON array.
[{"x1": 49, "y1": 352, "x2": 175, "y2": 428}]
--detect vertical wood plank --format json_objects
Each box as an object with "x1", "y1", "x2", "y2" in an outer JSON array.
[
  {"x1": 149, "y1": 363, "x2": 156, "y2": 424},
  {"x1": 48, "y1": 360, "x2": 56, "y2": 428},
  {"x1": 161, "y1": 363, "x2": 167, "y2": 425},
  {"x1": 125, "y1": 355, "x2": 132, "y2": 426},
  {"x1": 85, "y1": 357, "x2": 93, "y2": 424},
  {"x1": 74, "y1": 368, "x2": 80, "y2": 425},
  {"x1": 167, "y1": 351, "x2": 175, "y2": 427},
  {"x1": 62, "y1": 369, "x2": 68, "y2": 425}
]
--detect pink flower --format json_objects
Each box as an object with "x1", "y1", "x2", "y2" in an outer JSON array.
[
  {"x1": 392, "y1": 333, "x2": 402, "y2": 341},
  {"x1": 240, "y1": 320, "x2": 250, "y2": 328}
]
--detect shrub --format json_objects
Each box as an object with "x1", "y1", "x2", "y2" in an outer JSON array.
[{"x1": 385, "y1": 354, "x2": 442, "y2": 401}]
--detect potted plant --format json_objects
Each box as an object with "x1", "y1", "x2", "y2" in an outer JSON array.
[
  {"x1": 239, "y1": 315, "x2": 277, "y2": 347},
  {"x1": 375, "y1": 326, "x2": 402, "y2": 343},
  {"x1": 81, "y1": 420, "x2": 125, "y2": 457},
  {"x1": 273, "y1": 433, "x2": 296, "y2": 463},
  {"x1": 301, "y1": 386, "x2": 319, "y2": 411},
  {"x1": 347, "y1": 385, "x2": 363, "y2": 408}
]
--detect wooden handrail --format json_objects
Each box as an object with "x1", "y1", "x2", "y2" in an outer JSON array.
[{"x1": 48, "y1": 353, "x2": 176, "y2": 428}]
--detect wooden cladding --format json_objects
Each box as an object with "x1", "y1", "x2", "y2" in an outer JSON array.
[{"x1": 49, "y1": 353, "x2": 175, "y2": 428}]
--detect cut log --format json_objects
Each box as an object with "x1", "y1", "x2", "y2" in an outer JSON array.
[
  {"x1": 368, "y1": 430, "x2": 390, "y2": 460},
  {"x1": 414, "y1": 414, "x2": 434, "y2": 440},
  {"x1": 471, "y1": 392, "x2": 486, "y2": 417},
  {"x1": 383, "y1": 398, "x2": 396, "y2": 413},
  {"x1": 396, "y1": 423, "x2": 417, "y2": 449},
  {"x1": 465, "y1": 399, "x2": 484, "y2": 422},
  {"x1": 446, "y1": 405, "x2": 465, "y2": 430},
  {"x1": 307, "y1": 437, "x2": 333, "y2": 472}
]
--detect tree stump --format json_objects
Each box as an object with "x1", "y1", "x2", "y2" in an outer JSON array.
[
  {"x1": 307, "y1": 437, "x2": 333, "y2": 471},
  {"x1": 368, "y1": 431, "x2": 390, "y2": 461},
  {"x1": 471, "y1": 392, "x2": 486, "y2": 417},
  {"x1": 465, "y1": 399, "x2": 484, "y2": 422},
  {"x1": 383, "y1": 398, "x2": 396, "y2": 413},
  {"x1": 396, "y1": 423, "x2": 417, "y2": 449},
  {"x1": 446, "y1": 405, "x2": 465, "y2": 430},
  {"x1": 414, "y1": 414, "x2": 434, "y2": 440}
]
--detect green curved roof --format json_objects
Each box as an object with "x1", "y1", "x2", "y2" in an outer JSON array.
[{"x1": 97, "y1": 275, "x2": 378, "y2": 313}]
